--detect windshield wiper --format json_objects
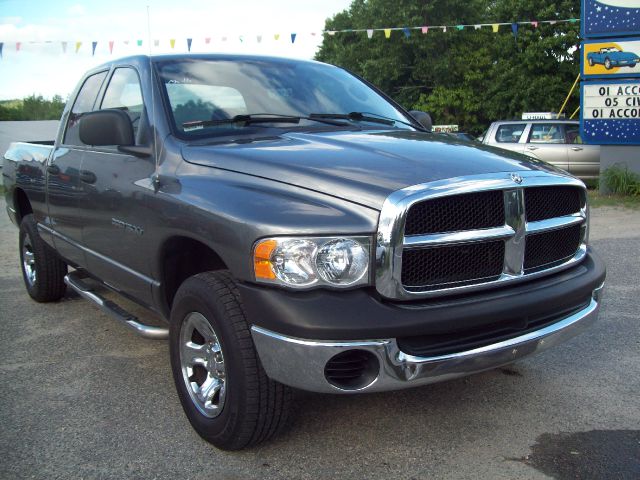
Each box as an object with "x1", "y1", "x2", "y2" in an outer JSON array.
[
  {"x1": 183, "y1": 113, "x2": 350, "y2": 130},
  {"x1": 309, "y1": 111, "x2": 410, "y2": 127}
]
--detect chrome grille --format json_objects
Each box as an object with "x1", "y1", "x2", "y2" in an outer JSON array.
[{"x1": 375, "y1": 172, "x2": 588, "y2": 300}]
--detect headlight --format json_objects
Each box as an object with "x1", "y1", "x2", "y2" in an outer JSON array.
[{"x1": 253, "y1": 236, "x2": 371, "y2": 289}]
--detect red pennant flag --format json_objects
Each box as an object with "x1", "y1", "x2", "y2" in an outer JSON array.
[
  {"x1": 16, "y1": 42, "x2": 21, "y2": 52},
  {"x1": 109, "y1": 41, "x2": 114, "y2": 54},
  {"x1": 205, "y1": 37, "x2": 211, "y2": 44},
  {"x1": 532, "y1": 21, "x2": 539, "y2": 28},
  {"x1": 421, "y1": 26, "x2": 429, "y2": 34}
]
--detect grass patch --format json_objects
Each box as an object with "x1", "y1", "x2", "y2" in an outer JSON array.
[{"x1": 588, "y1": 190, "x2": 640, "y2": 209}]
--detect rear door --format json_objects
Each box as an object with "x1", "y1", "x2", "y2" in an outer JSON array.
[
  {"x1": 565, "y1": 123, "x2": 600, "y2": 180},
  {"x1": 77, "y1": 67, "x2": 156, "y2": 305},
  {"x1": 523, "y1": 123, "x2": 569, "y2": 173},
  {"x1": 490, "y1": 123, "x2": 528, "y2": 154},
  {"x1": 47, "y1": 70, "x2": 108, "y2": 266}
]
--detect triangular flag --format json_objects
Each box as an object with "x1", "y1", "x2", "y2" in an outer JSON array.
[
  {"x1": 239, "y1": 36, "x2": 244, "y2": 43},
  {"x1": 291, "y1": 33, "x2": 296, "y2": 43},
  {"x1": 169, "y1": 39, "x2": 176, "y2": 49},
  {"x1": 311, "y1": 32, "x2": 317, "y2": 36},
  {"x1": 456, "y1": 25, "x2": 464, "y2": 31},
  {"x1": 327, "y1": 31, "x2": 336, "y2": 36},
  {"x1": 109, "y1": 41, "x2": 114, "y2": 54},
  {"x1": 205, "y1": 37, "x2": 211, "y2": 44},
  {"x1": 16, "y1": 42, "x2": 21, "y2": 52},
  {"x1": 274, "y1": 34, "x2": 280, "y2": 40},
  {"x1": 62, "y1": 41, "x2": 67, "y2": 53},
  {"x1": 0, "y1": 43, "x2": 3, "y2": 58},
  {"x1": 511, "y1": 23, "x2": 518, "y2": 38},
  {"x1": 367, "y1": 29, "x2": 373, "y2": 39},
  {"x1": 91, "y1": 41, "x2": 97, "y2": 56},
  {"x1": 474, "y1": 24, "x2": 481, "y2": 30},
  {"x1": 403, "y1": 27, "x2": 411, "y2": 38},
  {"x1": 187, "y1": 38, "x2": 193, "y2": 51},
  {"x1": 569, "y1": 18, "x2": 578, "y2": 23},
  {"x1": 222, "y1": 36, "x2": 227, "y2": 42},
  {"x1": 256, "y1": 35, "x2": 262, "y2": 43},
  {"x1": 531, "y1": 21, "x2": 539, "y2": 28},
  {"x1": 137, "y1": 40, "x2": 143, "y2": 47},
  {"x1": 384, "y1": 28, "x2": 391, "y2": 39},
  {"x1": 154, "y1": 39, "x2": 159, "y2": 47},
  {"x1": 421, "y1": 26, "x2": 428, "y2": 34},
  {"x1": 442, "y1": 26, "x2": 447, "y2": 33},
  {"x1": 492, "y1": 24, "x2": 499, "y2": 33},
  {"x1": 75, "y1": 41, "x2": 82, "y2": 53},
  {"x1": 549, "y1": 20, "x2": 557, "y2": 25},
  {"x1": 124, "y1": 40, "x2": 130, "y2": 45}
]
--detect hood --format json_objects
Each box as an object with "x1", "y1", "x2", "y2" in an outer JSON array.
[
  {"x1": 182, "y1": 129, "x2": 561, "y2": 210},
  {"x1": 619, "y1": 52, "x2": 640, "y2": 60}
]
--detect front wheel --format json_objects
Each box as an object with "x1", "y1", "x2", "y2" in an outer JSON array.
[
  {"x1": 19, "y1": 214, "x2": 67, "y2": 302},
  {"x1": 604, "y1": 58, "x2": 612, "y2": 69},
  {"x1": 169, "y1": 271, "x2": 291, "y2": 450}
]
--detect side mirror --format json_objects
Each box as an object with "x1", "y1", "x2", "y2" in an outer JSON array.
[
  {"x1": 409, "y1": 110, "x2": 433, "y2": 132},
  {"x1": 79, "y1": 109, "x2": 134, "y2": 146}
]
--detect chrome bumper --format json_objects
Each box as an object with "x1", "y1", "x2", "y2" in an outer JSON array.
[{"x1": 251, "y1": 284, "x2": 604, "y2": 394}]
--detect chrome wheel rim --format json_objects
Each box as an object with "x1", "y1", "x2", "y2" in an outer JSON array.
[
  {"x1": 22, "y1": 236, "x2": 36, "y2": 287},
  {"x1": 179, "y1": 312, "x2": 226, "y2": 418}
]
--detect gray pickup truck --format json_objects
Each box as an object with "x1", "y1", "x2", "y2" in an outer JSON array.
[{"x1": 3, "y1": 54, "x2": 606, "y2": 450}]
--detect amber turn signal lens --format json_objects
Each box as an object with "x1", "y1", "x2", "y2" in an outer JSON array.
[{"x1": 254, "y1": 239, "x2": 277, "y2": 280}]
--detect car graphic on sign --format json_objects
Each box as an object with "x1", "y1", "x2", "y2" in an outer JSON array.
[{"x1": 587, "y1": 47, "x2": 640, "y2": 69}]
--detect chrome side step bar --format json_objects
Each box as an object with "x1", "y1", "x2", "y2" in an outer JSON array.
[{"x1": 64, "y1": 271, "x2": 168, "y2": 340}]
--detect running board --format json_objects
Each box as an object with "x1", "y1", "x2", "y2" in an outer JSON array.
[{"x1": 64, "y1": 272, "x2": 168, "y2": 339}]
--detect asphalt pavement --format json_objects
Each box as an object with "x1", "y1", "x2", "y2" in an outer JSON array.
[{"x1": 1, "y1": 198, "x2": 638, "y2": 480}]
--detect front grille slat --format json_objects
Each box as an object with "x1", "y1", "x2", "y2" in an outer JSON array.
[
  {"x1": 525, "y1": 186, "x2": 583, "y2": 221},
  {"x1": 524, "y1": 225, "x2": 582, "y2": 272}
]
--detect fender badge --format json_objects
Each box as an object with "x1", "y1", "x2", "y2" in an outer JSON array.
[{"x1": 510, "y1": 173, "x2": 523, "y2": 184}]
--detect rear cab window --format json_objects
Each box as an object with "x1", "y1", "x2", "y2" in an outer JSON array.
[{"x1": 495, "y1": 123, "x2": 526, "y2": 143}]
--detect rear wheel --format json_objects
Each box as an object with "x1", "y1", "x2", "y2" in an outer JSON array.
[
  {"x1": 169, "y1": 271, "x2": 291, "y2": 450},
  {"x1": 19, "y1": 214, "x2": 67, "y2": 302},
  {"x1": 588, "y1": 57, "x2": 594, "y2": 66}
]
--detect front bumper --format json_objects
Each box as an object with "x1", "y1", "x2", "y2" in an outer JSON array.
[{"x1": 251, "y1": 284, "x2": 603, "y2": 393}]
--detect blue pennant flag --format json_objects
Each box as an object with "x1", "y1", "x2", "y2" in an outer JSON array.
[
  {"x1": 511, "y1": 23, "x2": 518, "y2": 38},
  {"x1": 291, "y1": 33, "x2": 297, "y2": 43},
  {"x1": 92, "y1": 41, "x2": 97, "y2": 56},
  {"x1": 403, "y1": 27, "x2": 411, "y2": 38}
]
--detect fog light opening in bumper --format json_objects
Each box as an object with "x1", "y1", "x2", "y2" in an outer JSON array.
[{"x1": 324, "y1": 349, "x2": 380, "y2": 391}]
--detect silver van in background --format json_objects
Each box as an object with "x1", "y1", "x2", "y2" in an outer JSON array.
[{"x1": 481, "y1": 120, "x2": 600, "y2": 180}]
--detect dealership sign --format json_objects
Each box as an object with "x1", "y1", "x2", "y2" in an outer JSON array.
[
  {"x1": 582, "y1": 37, "x2": 640, "y2": 78},
  {"x1": 581, "y1": 79, "x2": 640, "y2": 144},
  {"x1": 582, "y1": 0, "x2": 640, "y2": 37}
]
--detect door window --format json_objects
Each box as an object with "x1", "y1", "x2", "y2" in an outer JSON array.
[
  {"x1": 528, "y1": 123, "x2": 565, "y2": 144},
  {"x1": 495, "y1": 124, "x2": 526, "y2": 143},
  {"x1": 63, "y1": 71, "x2": 108, "y2": 146},
  {"x1": 101, "y1": 68, "x2": 145, "y2": 141},
  {"x1": 565, "y1": 124, "x2": 583, "y2": 144}
]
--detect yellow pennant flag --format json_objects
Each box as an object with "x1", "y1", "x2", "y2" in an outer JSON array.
[
  {"x1": 170, "y1": 39, "x2": 176, "y2": 49},
  {"x1": 492, "y1": 24, "x2": 499, "y2": 33},
  {"x1": 75, "y1": 41, "x2": 82, "y2": 53},
  {"x1": 274, "y1": 33, "x2": 280, "y2": 40},
  {"x1": 384, "y1": 28, "x2": 391, "y2": 39}
]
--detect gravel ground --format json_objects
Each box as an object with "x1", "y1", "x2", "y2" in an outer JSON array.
[{"x1": 0, "y1": 200, "x2": 638, "y2": 480}]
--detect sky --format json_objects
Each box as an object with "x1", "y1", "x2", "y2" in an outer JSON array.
[{"x1": 0, "y1": 0, "x2": 353, "y2": 100}]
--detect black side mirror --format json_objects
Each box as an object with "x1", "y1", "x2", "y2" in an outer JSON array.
[
  {"x1": 79, "y1": 109, "x2": 134, "y2": 146},
  {"x1": 409, "y1": 110, "x2": 433, "y2": 132}
]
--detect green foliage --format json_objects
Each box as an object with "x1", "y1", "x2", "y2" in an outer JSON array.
[
  {"x1": 316, "y1": 0, "x2": 581, "y2": 134},
  {"x1": 0, "y1": 95, "x2": 66, "y2": 121},
  {"x1": 602, "y1": 164, "x2": 640, "y2": 197}
]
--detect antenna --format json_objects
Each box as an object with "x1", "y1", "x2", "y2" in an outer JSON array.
[{"x1": 146, "y1": 5, "x2": 161, "y2": 191}]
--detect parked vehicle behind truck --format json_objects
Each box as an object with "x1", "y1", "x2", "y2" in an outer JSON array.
[{"x1": 3, "y1": 55, "x2": 606, "y2": 450}]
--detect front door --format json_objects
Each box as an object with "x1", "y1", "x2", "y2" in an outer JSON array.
[{"x1": 523, "y1": 123, "x2": 569, "y2": 173}]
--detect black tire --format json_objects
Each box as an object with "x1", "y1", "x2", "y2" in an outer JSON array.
[
  {"x1": 19, "y1": 214, "x2": 67, "y2": 302},
  {"x1": 169, "y1": 271, "x2": 292, "y2": 450},
  {"x1": 604, "y1": 58, "x2": 611, "y2": 70},
  {"x1": 588, "y1": 57, "x2": 594, "y2": 66}
]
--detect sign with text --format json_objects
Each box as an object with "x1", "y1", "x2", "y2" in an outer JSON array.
[
  {"x1": 581, "y1": 79, "x2": 640, "y2": 144},
  {"x1": 582, "y1": 37, "x2": 640, "y2": 78},
  {"x1": 582, "y1": 1, "x2": 640, "y2": 38}
]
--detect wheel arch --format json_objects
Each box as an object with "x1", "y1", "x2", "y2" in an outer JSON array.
[{"x1": 13, "y1": 187, "x2": 33, "y2": 225}]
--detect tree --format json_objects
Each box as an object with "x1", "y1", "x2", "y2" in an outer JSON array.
[
  {"x1": 0, "y1": 95, "x2": 66, "y2": 121},
  {"x1": 316, "y1": 0, "x2": 581, "y2": 134}
]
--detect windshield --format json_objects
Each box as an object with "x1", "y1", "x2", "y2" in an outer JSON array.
[{"x1": 156, "y1": 58, "x2": 415, "y2": 138}]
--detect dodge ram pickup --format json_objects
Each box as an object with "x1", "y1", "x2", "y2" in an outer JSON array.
[{"x1": 3, "y1": 54, "x2": 606, "y2": 450}]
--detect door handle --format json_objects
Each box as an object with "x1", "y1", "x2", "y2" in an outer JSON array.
[
  {"x1": 571, "y1": 147, "x2": 583, "y2": 151},
  {"x1": 46, "y1": 164, "x2": 60, "y2": 175},
  {"x1": 526, "y1": 146, "x2": 538, "y2": 150},
  {"x1": 79, "y1": 170, "x2": 97, "y2": 184}
]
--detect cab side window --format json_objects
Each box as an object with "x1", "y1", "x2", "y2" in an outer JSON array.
[
  {"x1": 100, "y1": 68, "x2": 146, "y2": 143},
  {"x1": 495, "y1": 124, "x2": 526, "y2": 143},
  {"x1": 63, "y1": 71, "x2": 108, "y2": 146},
  {"x1": 528, "y1": 123, "x2": 564, "y2": 144}
]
